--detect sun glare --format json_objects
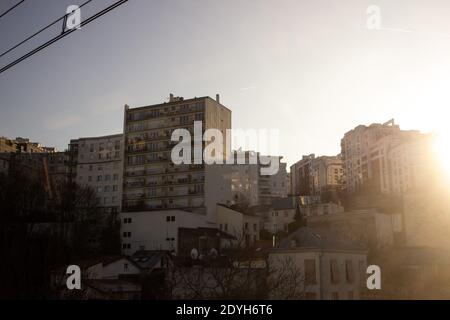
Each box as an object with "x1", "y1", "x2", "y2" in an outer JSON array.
[{"x1": 433, "y1": 130, "x2": 450, "y2": 179}]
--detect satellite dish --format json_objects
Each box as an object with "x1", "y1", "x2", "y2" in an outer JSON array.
[
  {"x1": 210, "y1": 248, "x2": 218, "y2": 257},
  {"x1": 190, "y1": 248, "x2": 199, "y2": 260}
]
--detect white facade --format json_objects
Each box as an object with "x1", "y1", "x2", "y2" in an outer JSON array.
[
  {"x1": 216, "y1": 204, "x2": 260, "y2": 246},
  {"x1": 264, "y1": 207, "x2": 296, "y2": 234},
  {"x1": 120, "y1": 210, "x2": 215, "y2": 255},
  {"x1": 269, "y1": 249, "x2": 367, "y2": 300},
  {"x1": 71, "y1": 134, "x2": 124, "y2": 212}
]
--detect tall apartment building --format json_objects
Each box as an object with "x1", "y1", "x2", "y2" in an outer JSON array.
[
  {"x1": 341, "y1": 119, "x2": 432, "y2": 194},
  {"x1": 69, "y1": 134, "x2": 124, "y2": 213},
  {"x1": 228, "y1": 151, "x2": 288, "y2": 206},
  {"x1": 290, "y1": 154, "x2": 343, "y2": 197},
  {"x1": 122, "y1": 94, "x2": 231, "y2": 217}
]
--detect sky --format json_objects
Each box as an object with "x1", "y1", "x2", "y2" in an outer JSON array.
[{"x1": 1, "y1": 0, "x2": 450, "y2": 167}]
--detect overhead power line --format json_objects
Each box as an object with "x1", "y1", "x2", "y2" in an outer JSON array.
[
  {"x1": 0, "y1": 0, "x2": 94, "y2": 59},
  {"x1": 0, "y1": 0, "x2": 129, "y2": 75},
  {"x1": 0, "y1": 0, "x2": 26, "y2": 19}
]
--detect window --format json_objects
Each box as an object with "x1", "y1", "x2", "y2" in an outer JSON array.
[
  {"x1": 304, "y1": 259, "x2": 317, "y2": 285},
  {"x1": 105, "y1": 174, "x2": 111, "y2": 181},
  {"x1": 171, "y1": 216, "x2": 175, "y2": 222},
  {"x1": 123, "y1": 217, "x2": 132, "y2": 224},
  {"x1": 253, "y1": 223, "x2": 257, "y2": 232},
  {"x1": 224, "y1": 224, "x2": 228, "y2": 231},
  {"x1": 124, "y1": 263, "x2": 128, "y2": 271},
  {"x1": 88, "y1": 176, "x2": 92, "y2": 182},
  {"x1": 113, "y1": 174, "x2": 119, "y2": 180},
  {"x1": 97, "y1": 175, "x2": 102, "y2": 181},
  {"x1": 345, "y1": 260, "x2": 354, "y2": 283},
  {"x1": 89, "y1": 165, "x2": 93, "y2": 171},
  {"x1": 113, "y1": 185, "x2": 118, "y2": 191},
  {"x1": 244, "y1": 222, "x2": 248, "y2": 230},
  {"x1": 348, "y1": 291, "x2": 354, "y2": 300},
  {"x1": 123, "y1": 232, "x2": 131, "y2": 237},
  {"x1": 332, "y1": 292, "x2": 339, "y2": 300},
  {"x1": 330, "y1": 259, "x2": 340, "y2": 283}
]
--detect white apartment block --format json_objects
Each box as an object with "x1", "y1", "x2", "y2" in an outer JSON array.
[
  {"x1": 122, "y1": 94, "x2": 231, "y2": 219},
  {"x1": 69, "y1": 134, "x2": 124, "y2": 213},
  {"x1": 341, "y1": 119, "x2": 434, "y2": 194},
  {"x1": 119, "y1": 209, "x2": 215, "y2": 255}
]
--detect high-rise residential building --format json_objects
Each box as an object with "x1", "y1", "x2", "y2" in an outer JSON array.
[
  {"x1": 228, "y1": 151, "x2": 288, "y2": 206},
  {"x1": 340, "y1": 119, "x2": 433, "y2": 194},
  {"x1": 122, "y1": 94, "x2": 231, "y2": 217},
  {"x1": 290, "y1": 154, "x2": 315, "y2": 196},
  {"x1": 69, "y1": 134, "x2": 124, "y2": 213},
  {"x1": 290, "y1": 154, "x2": 343, "y2": 197},
  {"x1": 310, "y1": 155, "x2": 343, "y2": 197}
]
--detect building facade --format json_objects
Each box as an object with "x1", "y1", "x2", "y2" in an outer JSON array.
[
  {"x1": 69, "y1": 134, "x2": 124, "y2": 213},
  {"x1": 122, "y1": 94, "x2": 231, "y2": 217},
  {"x1": 340, "y1": 119, "x2": 431, "y2": 195},
  {"x1": 290, "y1": 154, "x2": 343, "y2": 197},
  {"x1": 269, "y1": 227, "x2": 367, "y2": 300}
]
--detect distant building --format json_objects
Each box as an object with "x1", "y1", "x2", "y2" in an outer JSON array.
[
  {"x1": 306, "y1": 206, "x2": 396, "y2": 250},
  {"x1": 69, "y1": 134, "x2": 124, "y2": 213},
  {"x1": 262, "y1": 198, "x2": 297, "y2": 234},
  {"x1": 119, "y1": 209, "x2": 215, "y2": 255},
  {"x1": 216, "y1": 204, "x2": 261, "y2": 247},
  {"x1": 227, "y1": 151, "x2": 288, "y2": 206},
  {"x1": 340, "y1": 119, "x2": 433, "y2": 194},
  {"x1": 269, "y1": 227, "x2": 367, "y2": 300},
  {"x1": 290, "y1": 154, "x2": 343, "y2": 198}
]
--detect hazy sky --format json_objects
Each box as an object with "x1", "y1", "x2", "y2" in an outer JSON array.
[{"x1": 1, "y1": 0, "x2": 450, "y2": 167}]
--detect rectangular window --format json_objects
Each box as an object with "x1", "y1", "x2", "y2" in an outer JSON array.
[
  {"x1": 345, "y1": 260, "x2": 354, "y2": 283},
  {"x1": 330, "y1": 259, "x2": 340, "y2": 284},
  {"x1": 305, "y1": 259, "x2": 317, "y2": 285}
]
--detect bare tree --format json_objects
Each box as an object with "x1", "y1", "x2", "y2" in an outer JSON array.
[{"x1": 164, "y1": 246, "x2": 306, "y2": 300}]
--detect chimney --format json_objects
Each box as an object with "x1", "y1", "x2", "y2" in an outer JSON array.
[
  {"x1": 216, "y1": 94, "x2": 220, "y2": 104},
  {"x1": 169, "y1": 93, "x2": 174, "y2": 102}
]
